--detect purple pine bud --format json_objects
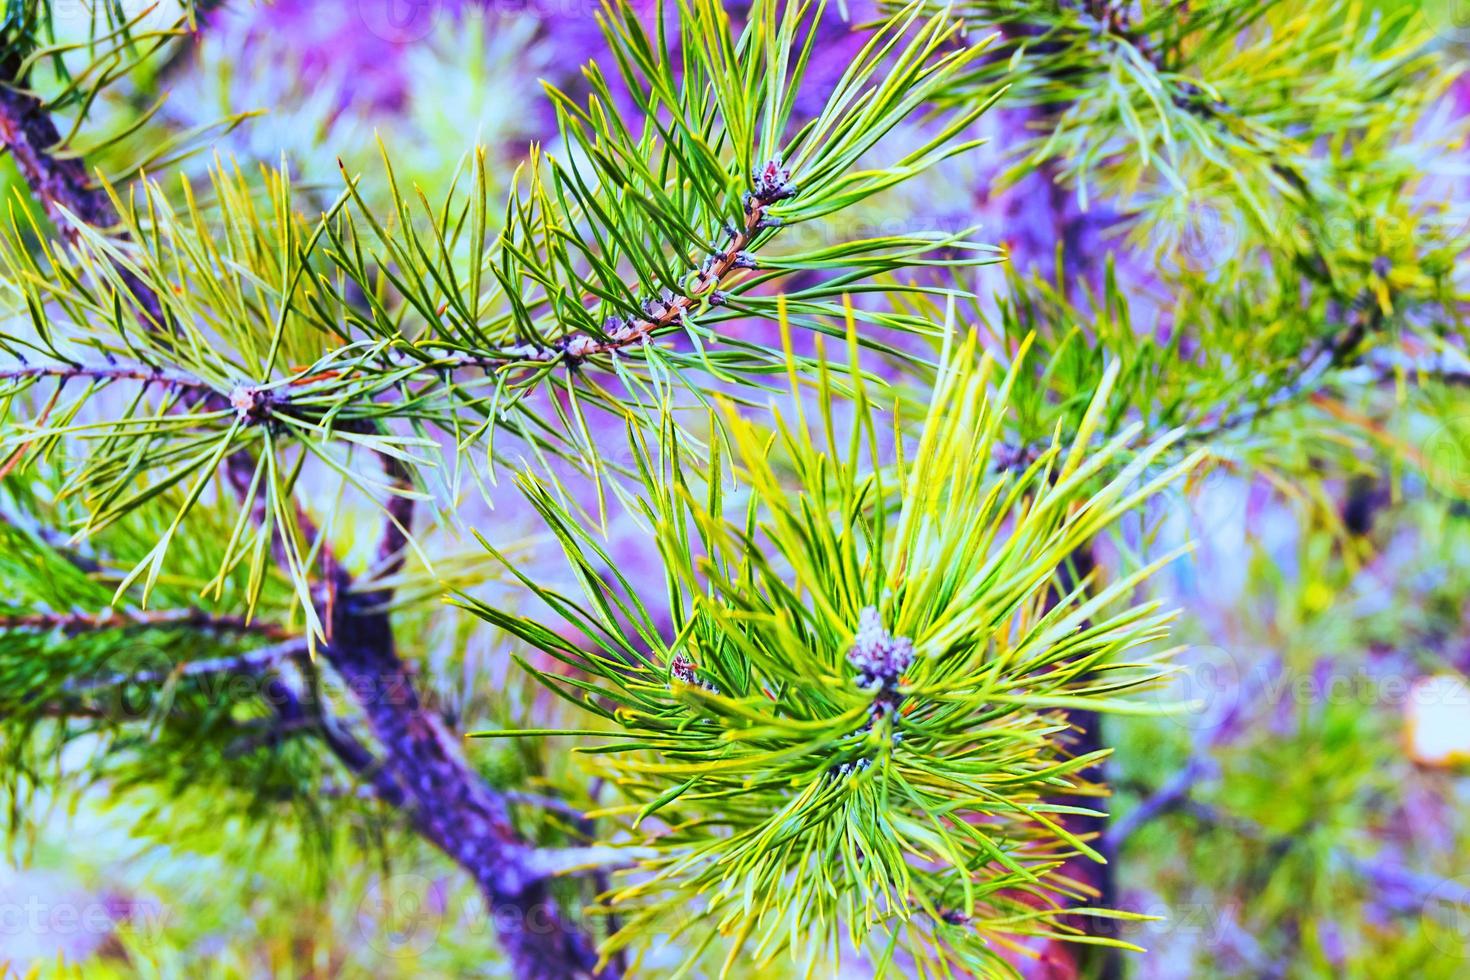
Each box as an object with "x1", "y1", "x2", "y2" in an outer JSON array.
[
  {"x1": 733, "y1": 252, "x2": 758, "y2": 270},
  {"x1": 751, "y1": 157, "x2": 796, "y2": 201},
  {"x1": 846, "y1": 607, "x2": 914, "y2": 691}
]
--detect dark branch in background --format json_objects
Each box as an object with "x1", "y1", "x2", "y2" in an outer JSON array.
[
  {"x1": 316, "y1": 547, "x2": 615, "y2": 978},
  {"x1": 0, "y1": 64, "x2": 616, "y2": 980},
  {"x1": 990, "y1": 282, "x2": 1454, "y2": 477},
  {"x1": 259, "y1": 671, "x2": 411, "y2": 809},
  {"x1": 240, "y1": 408, "x2": 615, "y2": 975},
  {"x1": 63, "y1": 636, "x2": 309, "y2": 692},
  {"x1": 1104, "y1": 755, "x2": 1215, "y2": 852},
  {"x1": 0, "y1": 503, "x2": 98, "y2": 570},
  {"x1": 5, "y1": 500, "x2": 619, "y2": 978},
  {"x1": 0, "y1": 71, "x2": 116, "y2": 230},
  {"x1": 1114, "y1": 786, "x2": 1470, "y2": 921},
  {"x1": 0, "y1": 57, "x2": 167, "y2": 328},
  {"x1": 218, "y1": 405, "x2": 618, "y2": 973},
  {"x1": 1104, "y1": 646, "x2": 1280, "y2": 851},
  {"x1": 0, "y1": 607, "x2": 294, "y2": 640},
  {"x1": 1045, "y1": 544, "x2": 1122, "y2": 980},
  {"x1": 364, "y1": 429, "x2": 415, "y2": 579}
]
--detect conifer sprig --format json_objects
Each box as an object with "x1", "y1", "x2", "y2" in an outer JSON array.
[
  {"x1": 932, "y1": 0, "x2": 1463, "y2": 318},
  {"x1": 463, "y1": 315, "x2": 1204, "y2": 974}
]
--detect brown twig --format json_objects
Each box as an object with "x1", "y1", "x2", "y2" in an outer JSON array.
[{"x1": 0, "y1": 361, "x2": 213, "y2": 392}]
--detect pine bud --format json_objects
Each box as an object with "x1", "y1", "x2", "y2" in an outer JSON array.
[
  {"x1": 229, "y1": 384, "x2": 279, "y2": 425},
  {"x1": 846, "y1": 607, "x2": 913, "y2": 692},
  {"x1": 751, "y1": 157, "x2": 797, "y2": 202}
]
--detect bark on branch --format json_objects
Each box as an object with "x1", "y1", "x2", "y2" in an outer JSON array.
[
  {"x1": 0, "y1": 60, "x2": 167, "y2": 329},
  {"x1": 323, "y1": 573, "x2": 614, "y2": 978}
]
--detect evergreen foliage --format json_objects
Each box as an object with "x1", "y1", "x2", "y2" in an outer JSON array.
[
  {"x1": 463, "y1": 330, "x2": 1203, "y2": 973},
  {"x1": 0, "y1": 0, "x2": 1465, "y2": 977}
]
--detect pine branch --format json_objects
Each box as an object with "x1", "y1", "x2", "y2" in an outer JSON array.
[
  {"x1": 0, "y1": 361, "x2": 212, "y2": 392},
  {"x1": 0, "y1": 168, "x2": 790, "y2": 435},
  {"x1": 0, "y1": 57, "x2": 168, "y2": 329},
  {"x1": 0, "y1": 62, "x2": 118, "y2": 234},
  {"x1": 0, "y1": 159, "x2": 820, "y2": 431},
  {"x1": 1179, "y1": 306, "x2": 1385, "y2": 447},
  {"x1": 0, "y1": 606, "x2": 294, "y2": 640},
  {"x1": 61, "y1": 636, "x2": 309, "y2": 693},
  {"x1": 990, "y1": 305, "x2": 1416, "y2": 475},
  {"x1": 947, "y1": 0, "x2": 1447, "y2": 321},
  {"x1": 463, "y1": 330, "x2": 1206, "y2": 971},
  {"x1": 0, "y1": 165, "x2": 773, "y2": 428},
  {"x1": 320, "y1": 564, "x2": 614, "y2": 978},
  {"x1": 0, "y1": 50, "x2": 613, "y2": 975},
  {"x1": 374, "y1": 165, "x2": 791, "y2": 373},
  {"x1": 0, "y1": 0, "x2": 1001, "y2": 648}
]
